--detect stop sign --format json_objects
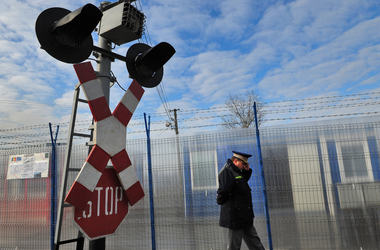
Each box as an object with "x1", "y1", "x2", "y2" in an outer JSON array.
[{"x1": 74, "y1": 168, "x2": 130, "y2": 240}]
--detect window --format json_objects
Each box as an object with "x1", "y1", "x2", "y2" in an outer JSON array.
[
  {"x1": 338, "y1": 141, "x2": 373, "y2": 183},
  {"x1": 190, "y1": 150, "x2": 218, "y2": 190},
  {"x1": 341, "y1": 144, "x2": 368, "y2": 178}
]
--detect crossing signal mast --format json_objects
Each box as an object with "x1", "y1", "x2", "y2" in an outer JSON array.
[{"x1": 35, "y1": 1, "x2": 175, "y2": 250}]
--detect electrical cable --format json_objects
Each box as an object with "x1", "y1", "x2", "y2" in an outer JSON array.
[{"x1": 1, "y1": 90, "x2": 379, "y2": 145}]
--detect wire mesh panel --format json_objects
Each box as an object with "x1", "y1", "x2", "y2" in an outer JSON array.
[
  {"x1": 1, "y1": 117, "x2": 380, "y2": 249},
  {"x1": 0, "y1": 145, "x2": 51, "y2": 250}
]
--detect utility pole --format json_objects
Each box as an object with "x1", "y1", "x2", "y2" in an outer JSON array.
[
  {"x1": 172, "y1": 109, "x2": 180, "y2": 135},
  {"x1": 89, "y1": 4, "x2": 110, "y2": 250},
  {"x1": 170, "y1": 108, "x2": 184, "y2": 228}
]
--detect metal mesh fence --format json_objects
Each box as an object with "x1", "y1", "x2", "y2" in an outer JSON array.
[{"x1": 1, "y1": 118, "x2": 380, "y2": 249}]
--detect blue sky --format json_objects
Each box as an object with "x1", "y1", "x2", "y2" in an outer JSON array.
[{"x1": 0, "y1": 0, "x2": 380, "y2": 141}]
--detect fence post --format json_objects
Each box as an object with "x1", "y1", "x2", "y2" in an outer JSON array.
[
  {"x1": 253, "y1": 103, "x2": 273, "y2": 250},
  {"x1": 49, "y1": 123, "x2": 59, "y2": 250},
  {"x1": 144, "y1": 113, "x2": 156, "y2": 250}
]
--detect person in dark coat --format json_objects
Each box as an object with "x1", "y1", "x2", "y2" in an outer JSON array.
[{"x1": 217, "y1": 151, "x2": 265, "y2": 250}]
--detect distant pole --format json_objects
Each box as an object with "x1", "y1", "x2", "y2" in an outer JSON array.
[
  {"x1": 49, "y1": 123, "x2": 59, "y2": 250},
  {"x1": 144, "y1": 113, "x2": 156, "y2": 250},
  {"x1": 172, "y1": 109, "x2": 180, "y2": 135},
  {"x1": 253, "y1": 102, "x2": 273, "y2": 250}
]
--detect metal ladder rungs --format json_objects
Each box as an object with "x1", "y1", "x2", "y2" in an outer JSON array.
[
  {"x1": 78, "y1": 98, "x2": 88, "y2": 103},
  {"x1": 57, "y1": 238, "x2": 81, "y2": 245},
  {"x1": 54, "y1": 235, "x2": 84, "y2": 250},
  {"x1": 63, "y1": 203, "x2": 73, "y2": 208},
  {"x1": 68, "y1": 168, "x2": 81, "y2": 172},
  {"x1": 73, "y1": 132, "x2": 92, "y2": 138}
]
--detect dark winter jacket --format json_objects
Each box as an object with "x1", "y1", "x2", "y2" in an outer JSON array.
[{"x1": 217, "y1": 159, "x2": 254, "y2": 229}]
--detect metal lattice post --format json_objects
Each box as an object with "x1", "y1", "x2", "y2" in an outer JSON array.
[
  {"x1": 144, "y1": 113, "x2": 156, "y2": 250},
  {"x1": 49, "y1": 123, "x2": 59, "y2": 250},
  {"x1": 253, "y1": 102, "x2": 273, "y2": 250}
]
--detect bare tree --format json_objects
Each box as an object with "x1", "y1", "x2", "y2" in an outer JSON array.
[{"x1": 221, "y1": 90, "x2": 266, "y2": 129}]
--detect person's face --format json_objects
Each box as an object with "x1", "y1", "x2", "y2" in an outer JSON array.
[{"x1": 234, "y1": 158, "x2": 249, "y2": 171}]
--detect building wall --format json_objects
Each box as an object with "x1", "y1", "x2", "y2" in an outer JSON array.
[{"x1": 288, "y1": 143, "x2": 326, "y2": 213}]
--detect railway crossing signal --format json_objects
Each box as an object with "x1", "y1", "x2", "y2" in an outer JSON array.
[
  {"x1": 35, "y1": 4, "x2": 102, "y2": 63},
  {"x1": 35, "y1": 2, "x2": 176, "y2": 87},
  {"x1": 35, "y1": 1, "x2": 176, "y2": 248},
  {"x1": 65, "y1": 62, "x2": 145, "y2": 211}
]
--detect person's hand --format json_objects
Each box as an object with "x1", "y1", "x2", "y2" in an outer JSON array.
[{"x1": 243, "y1": 163, "x2": 250, "y2": 171}]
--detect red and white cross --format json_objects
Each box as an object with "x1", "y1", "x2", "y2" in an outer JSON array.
[{"x1": 65, "y1": 62, "x2": 145, "y2": 210}]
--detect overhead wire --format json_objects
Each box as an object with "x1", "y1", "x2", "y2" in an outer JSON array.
[
  {"x1": 265, "y1": 91, "x2": 380, "y2": 105},
  {"x1": 2, "y1": 92, "x2": 380, "y2": 131},
  {"x1": 1, "y1": 88, "x2": 379, "y2": 147},
  {"x1": 135, "y1": 0, "x2": 174, "y2": 121}
]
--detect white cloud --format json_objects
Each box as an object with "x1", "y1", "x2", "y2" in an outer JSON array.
[
  {"x1": 0, "y1": 0, "x2": 380, "y2": 137},
  {"x1": 251, "y1": 1, "x2": 380, "y2": 100}
]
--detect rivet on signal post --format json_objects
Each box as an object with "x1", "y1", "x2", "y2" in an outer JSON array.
[
  {"x1": 35, "y1": 4, "x2": 103, "y2": 64},
  {"x1": 126, "y1": 42, "x2": 176, "y2": 88}
]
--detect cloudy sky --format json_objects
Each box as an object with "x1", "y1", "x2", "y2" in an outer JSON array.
[{"x1": 0, "y1": 0, "x2": 380, "y2": 142}]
